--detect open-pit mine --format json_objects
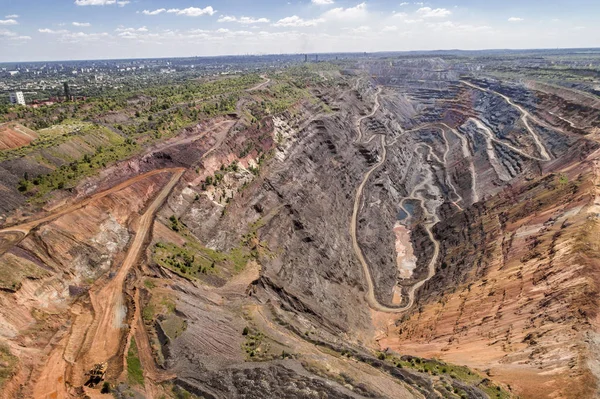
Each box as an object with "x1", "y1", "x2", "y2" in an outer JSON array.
[{"x1": 1, "y1": 50, "x2": 600, "y2": 399}]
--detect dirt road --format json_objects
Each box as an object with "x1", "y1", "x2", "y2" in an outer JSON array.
[
  {"x1": 350, "y1": 89, "x2": 441, "y2": 313},
  {"x1": 352, "y1": 82, "x2": 558, "y2": 313},
  {"x1": 0, "y1": 168, "x2": 183, "y2": 255},
  {"x1": 354, "y1": 87, "x2": 382, "y2": 143},
  {"x1": 460, "y1": 80, "x2": 551, "y2": 161},
  {"x1": 247, "y1": 76, "x2": 271, "y2": 92},
  {"x1": 32, "y1": 168, "x2": 184, "y2": 398}
]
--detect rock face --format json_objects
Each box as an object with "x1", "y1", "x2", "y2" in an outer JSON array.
[{"x1": 1, "y1": 55, "x2": 600, "y2": 399}]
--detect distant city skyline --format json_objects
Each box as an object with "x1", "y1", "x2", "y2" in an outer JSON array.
[{"x1": 1, "y1": 0, "x2": 599, "y2": 62}]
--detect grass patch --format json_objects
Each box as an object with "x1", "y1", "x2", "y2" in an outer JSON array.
[
  {"x1": 172, "y1": 385, "x2": 202, "y2": 399},
  {"x1": 144, "y1": 279, "x2": 156, "y2": 289},
  {"x1": 22, "y1": 131, "x2": 137, "y2": 201},
  {"x1": 153, "y1": 231, "x2": 257, "y2": 279},
  {"x1": 0, "y1": 253, "x2": 50, "y2": 292},
  {"x1": 0, "y1": 345, "x2": 18, "y2": 389},
  {"x1": 160, "y1": 315, "x2": 187, "y2": 339},
  {"x1": 382, "y1": 354, "x2": 511, "y2": 399},
  {"x1": 126, "y1": 337, "x2": 144, "y2": 386},
  {"x1": 242, "y1": 329, "x2": 270, "y2": 360}
]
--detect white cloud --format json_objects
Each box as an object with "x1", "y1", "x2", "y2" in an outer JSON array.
[
  {"x1": 399, "y1": 2, "x2": 409, "y2": 5},
  {"x1": 115, "y1": 26, "x2": 148, "y2": 32},
  {"x1": 508, "y1": 17, "x2": 523, "y2": 22},
  {"x1": 74, "y1": 0, "x2": 116, "y2": 5},
  {"x1": 166, "y1": 7, "x2": 216, "y2": 17},
  {"x1": 0, "y1": 29, "x2": 16, "y2": 37},
  {"x1": 312, "y1": 0, "x2": 334, "y2": 4},
  {"x1": 117, "y1": 0, "x2": 129, "y2": 6},
  {"x1": 322, "y1": 2, "x2": 367, "y2": 20},
  {"x1": 382, "y1": 25, "x2": 398, "y2": 32},
  {"x1": 218, "y1": 16, "x2": 270, "y2": 24},
  {"x1": 39, "y1": 28, "x2": 112, "y2": 43},
  {"x1": 416, "y1": 7, "x2": 451, "y2": 18},
  {"x1": 353, "y1": 25, "x2": 370, "y2": 33},
  {"x1": 272, "y1": 15, "x2": 323, "y2": 27},
  {"x1": 0, "y1": 19, "x2": 18, "y2": 25},
  {"x1": 427, "y1": 21, "x2": 491, "y2": 33},
  {"x1": 5, "y1": 15, "x2": 19, "y2": 19},
  {"x1": 72, "y1": 22, "x2": 91, "y2": 27},
  {"x1": 142, "y1": 9, "x2": 166, "y2": 15},
  {"x1": 218, "y1": 16, "x2": 237, "y2": 23},
  {"x1": 1, "y1": 29, "x2": 31, "y2": 42},
  {"x1": 38, "y1": 28, "x2": 69, "y2": 34}
]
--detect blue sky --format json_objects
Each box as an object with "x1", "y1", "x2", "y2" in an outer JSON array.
[{"x1": 0, "y1": 0, "x2": 599, "y2": 61}]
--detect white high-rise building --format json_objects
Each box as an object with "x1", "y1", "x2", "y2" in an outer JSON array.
[{"x1": 9, "y1": 91, "x2": 25, "y2": 105}]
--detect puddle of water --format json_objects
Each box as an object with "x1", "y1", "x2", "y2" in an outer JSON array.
[
  {"x1": 398, "y1": 202, "x2": 416, "y2": 222},
  {"x1": 397, "y1": 208, "x2": 408, "y2": 221},
  {"x1": 404, "y1": 202, "x2": 415, "y2": 217}
]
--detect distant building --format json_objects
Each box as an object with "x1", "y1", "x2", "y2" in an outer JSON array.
[{"x1": 9, "y1": 91, "x2": 25, "y2": 105}]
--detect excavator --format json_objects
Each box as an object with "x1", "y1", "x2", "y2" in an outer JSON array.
[{"x1": 85, "y1": 362, "x2": 108, "y2": 387}]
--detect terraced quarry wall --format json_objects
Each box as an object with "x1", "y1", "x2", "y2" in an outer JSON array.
[{"x1": 0, "y1": 60, "x2": 599, "y2": 399}]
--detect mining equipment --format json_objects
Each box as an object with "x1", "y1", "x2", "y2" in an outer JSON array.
[{"x1": 85, "y1": 362, "x2": 108, "y2": 387}]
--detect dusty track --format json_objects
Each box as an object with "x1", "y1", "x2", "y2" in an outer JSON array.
[
  {"x1": 350, "y1": 88, "x2": 441, "y2": 313},
  {"x1": 352, "y1": 81, "x2": 560, "y2": 313},
  {"x1": 32, "y1": 168, "x2": 184, "y2": 398},
  {"x1": 354, "y1": 87, "x2": 382, "y2": 143},
  {"x1": 460, "y1": 80, "x2": 552, "y2": 161},
  {"x1": 0, "y1": 168, "x2": 183, "y2": 255},
  {"x1": 246, "y1": 76, "x2": 271, "y2": 92}
]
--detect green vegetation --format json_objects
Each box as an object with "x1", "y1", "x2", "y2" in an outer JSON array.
[
  {"x1": 242, "y1": 329, "x2": 268, "y2": 360},
  {"x1": 0, "y1": 345, "x2": 18, "y2": 389},
  {"x1": 153, "y1": 215, "x2": 262, "y2": 281},
  {"x1": 154, "y1": 242, "x2": 216, "y2": 278},
  {"x1": 126, "y1": 338, "x2": 144, "y2": 386},
  {"x1": 160, "y1": 315, "x2": 187, "y2": 339},
  {"x1": 169, "y1": 215, "x2": 183, "y2": 232},
  {"x1": 1, "y1": 121, "x2": 121, "y2": 163},
  {"x1": 142, "y1": 303, "x2": 155, "y2": 323},
  {"x1": 378, "y1": 353, "x2": 511, "y2": 399},
  {"x1": 8, "y1": 121, "x2": 136, "y2": 202},
  {"x1": 172, "y1": 385, "x2": 202, "y2": 399},
  {"x1": 153, "y1": 239, "x2": 256, "y2": 278},
  {"x1": 144, "y1": 279, "x2": 156, "y2": 289},
  {"x1": 0, "y1": 253, "x2": 50, "y2": 292}
]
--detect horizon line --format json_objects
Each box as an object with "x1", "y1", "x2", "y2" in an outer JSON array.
[{"x1": 2, "y1": 46, "x2": 600, "y2": 65}]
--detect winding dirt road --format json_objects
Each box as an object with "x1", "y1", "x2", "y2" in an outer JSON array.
[
  {"x1": 352, "y1": 80, "x2": 559, "y2": 313},
  {"x1": 354, "y1": 87, "x2": 382, "y2": 143},
  {"x1": 460, "y1": 80, "x2": 552, "y2": 161},
  {"x1": 350, "y1": 88, "x2": 441, "y2": 313}
]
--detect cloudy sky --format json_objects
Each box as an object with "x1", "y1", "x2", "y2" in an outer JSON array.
[{"x1": 0, "y1": 0, "x2": 598, "y2": 62}]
